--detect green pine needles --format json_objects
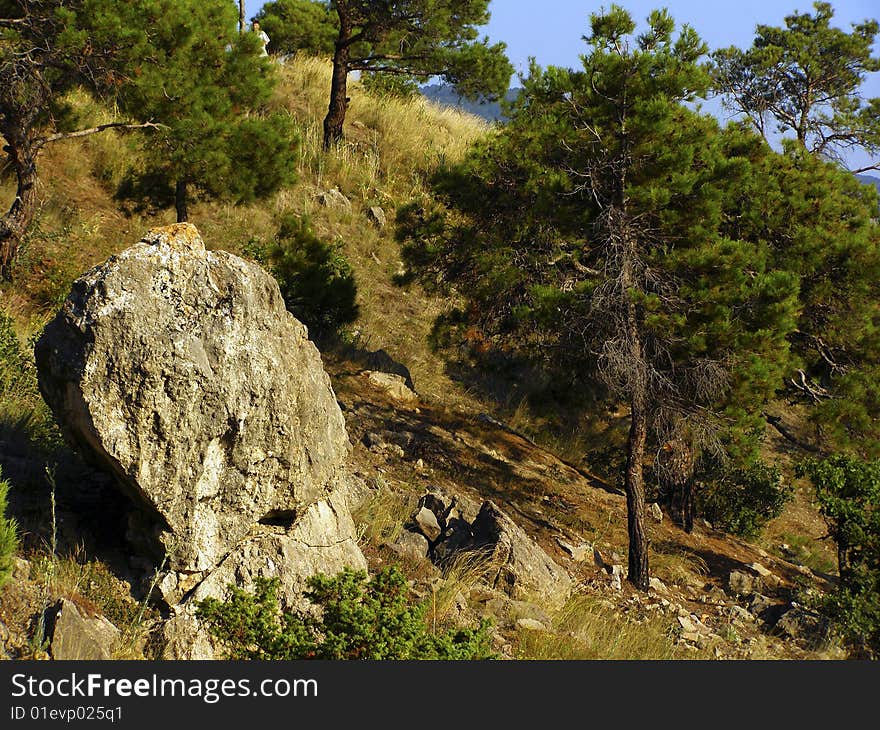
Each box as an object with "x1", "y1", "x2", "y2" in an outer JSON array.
[
  {"x1": 797, "y1": 455, "x2": 880, "y2": 658},
  {"x1": 196, "y1": 567, "x2": 494, "y2": 660},
  {"x1": 0, "y1": 467, "x2": 19, "y2": 590}
]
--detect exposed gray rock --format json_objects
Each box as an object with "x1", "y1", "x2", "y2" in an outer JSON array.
[
  {"x1": 556, "y1": 539, "x2": 590, "y2": 562},
  {"x1": 367, "y1": 206, "x2": 387, "y2": 229},
  {"x1": 363, "y1": 348, "x2": 414, "y2": 390},
  {"x1": 468, "y1": 501, "x2": 572, "y2": 604},
  {"x1": 162, "y1": 489, "x2": 366, "y2": 659},
  {"x1": 648, "y1": 502, "x2": 663, "y2": 522},
  {"x1": 728, "y1": 570, "x2": 762, "y2": 596},
  {"x1": 412, "y1": 506, "x2": 442, "y2": 543},
  {"x1": 388, "y1": 530, "x2": 430, "y2": 562},
  {"x1": 35, "y1": 224, "x2": 351, "y2": 574},
  {"x1": 48, "y1": 599, "x2": 120, "y2": 660},
  {"x1": 774, "y1": 605, "x2": 827, "y2": 643},
  {"x1": 317, "y1": 188, "x2": 352, "y2": 211},
  {"x1": 365, "y1": 371, "x2": 418, "y2": 403},
  {"x1": 516, "y1": 618, "x2": 550, "y2": 632}
]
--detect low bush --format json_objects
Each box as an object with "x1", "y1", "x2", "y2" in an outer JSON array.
[
  {"x1": 698, "y1": 461, "x2": 792, "y2": 539},
  {"x1": 196, "y1": 566, "x2": 494, "y2": 660},
  {"x1": 0, "y1": 467, "x2": 19, "y2": 590},
  {"x1": 267, "y1": 213, "x2": 359, "y2": 336},
  {"x1": 797, "y1": 455, "x2": 880, "y2": 658}
]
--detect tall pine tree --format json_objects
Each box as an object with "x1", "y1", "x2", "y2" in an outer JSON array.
[{"x1": 400, "y1": 7, "x2": 800, "y2": 589}]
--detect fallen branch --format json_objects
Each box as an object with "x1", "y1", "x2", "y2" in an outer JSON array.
[
  {"x1": 763, "y1": 412, "x2": 820, "y2": 453},
  {"x1": 34, "y1": 121, "x2": 164, "y2": 151}
]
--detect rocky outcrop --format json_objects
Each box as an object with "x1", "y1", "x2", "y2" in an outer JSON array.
[
  {"x1": 47, "y1": 599, "x2": 120, "y2": 660},
  {"x1": 35, "y1": 224, "x2": 351, "y2": 574},
  {"x1": 405, "y1": 491, "x2": 572, "y2": 605},
  {"x1": 34, "y1": 224, "x2": 368, "y2": 659}
]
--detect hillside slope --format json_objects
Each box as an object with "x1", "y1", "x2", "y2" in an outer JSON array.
[{"x1": 0, "y1": 55, "x2": 846, "y2": 660}]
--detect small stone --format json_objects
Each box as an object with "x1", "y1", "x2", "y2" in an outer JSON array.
[
  {"x1": 649, "y1": 577, "x2": 668, "y2": 594},
  {"x1": 365, "y1": 371, "x2": 419, "y2": 403},
  {"x1": 728, "y1": 570, "x2": 759, "y2": 596},
  {"x1": 729, "y1": 605, "x2": 754, "y2": 623},
  {"x1": 48, "y1": 599, "x2": 120, "y2": 661},
  {"x1": 749, "y1": 562, "x2": 772, "y2": 577},
  {"x1": 388, "y1": 530, "x2": 430, "y2": 562},
  {"x1": 317, "y1": 188, "x2": 352, "y2": 211},
  {"x1": 367, "y1": 206, "x2": 387, "y2": 229},
  {"x1": 557, "y1": 539, "x2": 591, "y2": 562},
  {"x1": 516, "y1": 618, "x2": 550, "y2": 632},
  {"x1": 362, "y1": 431, "x2": 386, "y2": 450},
  {"x1": 648, "y1": 503, "x2": 663, "y2": 522}
]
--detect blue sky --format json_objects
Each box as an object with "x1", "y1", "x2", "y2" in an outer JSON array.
[{"x1": 243, "y1": 1, "x2": 880, "y2": 171}]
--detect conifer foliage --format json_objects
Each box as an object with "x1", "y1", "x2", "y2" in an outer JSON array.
[
  {"x1": 116, "y1": 0, "x2": 298, "y2": 222},
  {"x1": 400, "y1": 7, "x2": 801, "y2": 589}
]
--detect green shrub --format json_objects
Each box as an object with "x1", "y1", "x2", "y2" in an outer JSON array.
[
  {"x1": 0, "y1": 467, "x2": 19, "y2": 590},
  {"x1": 268, "y1": 214, "x2": 359, "y2": 336},
  {"x1": 0, "y1": 309, "x2": 29, "y2": 398},
  {"x1": 797, "y1": 455, "x2": 880, "y2": 658},
  {"x1": 196, "y1": 566, "x2": 494, "y2": 660},
  {"x1": 698, "y1": 461, "x2": 792, "y2": 539}
]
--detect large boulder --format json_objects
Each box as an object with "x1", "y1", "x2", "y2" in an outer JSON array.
[{"x1": 35, "y1": 224, "x2": 351, "y2": 573}]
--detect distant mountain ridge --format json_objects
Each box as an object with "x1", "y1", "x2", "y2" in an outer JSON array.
[
  {"x1": 420, "y1": 84, "x2": 520, "y2": 122},
  {"x1": 856, "y1": 174, "x2": 880, "y2": 193}
]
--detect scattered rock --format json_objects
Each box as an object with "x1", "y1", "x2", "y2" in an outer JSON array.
[
  {"x1": 516, "y1": 618, "x2": 550, "y2": 633},
  {"x1": 365, "y1": 371, "x2": 419, "y2": 403},
  {"x1": 749, "y1": 562, "x2": 772, "y2": 578},
  {"x1": 467, "y1": 501, "x2": 572, "y2": 604},
  {"x1": 728, "y1": 570, "x2": 762, "y2": 596},
  {"x1": 47, "y1": 599, "x2": 120, "y2": 661},
  {"x1": 649, "y1": 577, "x2": 668, "y2": 594},
  {"x1": 774, "y1": 606, "x2": 827, "y2": 644},
  {"x1": 728, "y1": 605, "x2": 754, "y2": 623},
  {"x1": 412, "y1": 506, "x2": 442, "y2": 543},
  {"x1": 556, "y1": 539, "x2": 591, "y2": 562},
  {"x1": 35, "y1": 224, "x2": 353, "y2": 574},
  {"x1": 367, "y1": 206, "x2": 387, "y2": 229},
  {"x1": 648, "y1": 502, "x2": 663, "y2": 522},
  {"x1": 317, "y1": 188, "x2": 352, "y2": 211},
  {"x1": 362, "y1": 432, "x2": 386, "y2": 450},
  {"x1": 388, "y1": 530, "x2": 430, "y2": 562},
  {"x1": 363, "y1": 349, "x2": 414, "y2": 390}
]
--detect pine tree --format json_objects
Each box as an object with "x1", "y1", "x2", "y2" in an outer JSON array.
[
  {"x1": 118, "y1": 0, "x2": 298, "y2": 222},
  {"x1": 0, "y1": 0, "x2": 161, "y2": 277},
  {"x1": 400, "y1": 7, "x2": 800, "y2": 589},
  {"x1": 318, "y1": 0, "x2": 512, "y2": 148},
  {"x1": 255, "y1": 0, "x2": 338, "y2": 57},
  {"x1": 712, "y1": 1, "x2": 880, "y2": 172}
]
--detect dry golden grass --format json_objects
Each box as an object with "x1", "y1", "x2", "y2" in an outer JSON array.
[{"x1": 514, "y1": 591, "x2": 710, "y2": 660}]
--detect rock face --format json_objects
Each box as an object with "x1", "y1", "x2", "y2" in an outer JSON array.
[
  {"x1": 469, "y1": 501, "x2": 572, "y2": 603},
  {"x1": 35, "y1": 224, "x2": 351, "y2": 573},
  {"x1": 47, "y1": 599, "x2": 120, "y2": 660}
]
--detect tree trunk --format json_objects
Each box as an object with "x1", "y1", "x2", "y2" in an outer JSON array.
[
  {"x1": 619, "y1": 207, "x2": 650, "y2": 591},
  {"x1": 239, "y1": 1, "x2": 246, "y2": 33},
  {"x1": 175, "y1": 179, "x2": 189, "y2": 223},
  {"x1": 625, "y1": 381, "x2": 651, "y2": 591},
  {"x1": 322, "y1": 10, "x2": 352, "y2": 149},
  {"x1": 0, "y1": 132, "x2": 40, "y2": 280}
]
